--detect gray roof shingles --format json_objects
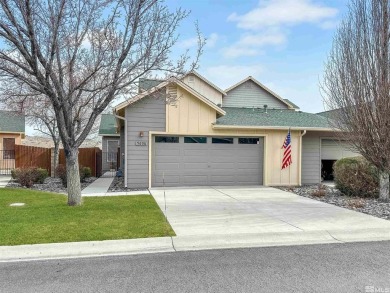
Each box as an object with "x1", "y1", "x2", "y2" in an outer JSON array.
[
  {"x1": 0, "y1": 110, "x2": 25, "y2": 133},
  {"x1": 216, "y1": 108, "x2": 331, "y2": 128}
]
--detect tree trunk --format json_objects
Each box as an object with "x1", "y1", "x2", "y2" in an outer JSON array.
[
  {"x1": 379, "y1": 171, "x2": 389, "y2": 201},
  {"x1": 53, "y1": 142, "x2": 60, "y2": 177},
  {"x1": 65, "y1": 148, "x2": 82, "y2": 206}
]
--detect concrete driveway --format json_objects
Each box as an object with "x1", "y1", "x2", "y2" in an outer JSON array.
[{"x1": 150, "y1": 187, "x2": 390, "y2": 250}]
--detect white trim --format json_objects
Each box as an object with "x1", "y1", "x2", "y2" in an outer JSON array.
[
  {"x1": 187, "y1": 71, "x2": 227, "y2": 96},
  {"x1": 224, "y1": 76, "x2": 294, "y2": 109},
  {"x1": 114, "y1": 77, "x2": 226, "y2": 116},
  {"x1": 148, "y1": 131, "x2": 268, "y2": 188},
  {"x1": 98, "y1": 133, "x2": 120, "y2": 137},
  {"x1": 114, "y1": 114, "x2": 127, "y2": 188},
  {"x1": 212, "y1": 124, "x2": 335, "y2": 131}
]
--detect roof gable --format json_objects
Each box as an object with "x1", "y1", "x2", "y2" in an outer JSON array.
[
  {"x1": 0, "y1": 110, "x2": 25, "y2": 133},
  {"x1": 114, "y1": 77, "x2": 226, "y2": 116},
  {"x1": 224, "y1": 76, "x2": 295, "y2": 109}
]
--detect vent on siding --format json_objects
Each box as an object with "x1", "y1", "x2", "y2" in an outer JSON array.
[
  {"x1": 188, "y1": 76, "x2": 195, "y2": 82},
  {"x1": 167, "y1": 84, "x2": 178, "y2": 100}
]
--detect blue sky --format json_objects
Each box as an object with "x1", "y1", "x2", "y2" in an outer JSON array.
[{"x1": 167, "y1": 0, "x2": 349, "y2": 113}]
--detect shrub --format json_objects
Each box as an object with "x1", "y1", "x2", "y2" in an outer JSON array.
[
  {"x1": 16, "y1": 167, "x2": 38, "y2": 188},
  {"x1": 35, "y1": 168, "x2": 49, "y2": 184},
  {"x1": 334, "y1": 157, "x2": 379, "y2": 198},
  {"x1": 56, "y1": 164, "x2": 67, "y2": 187},
  {"x1": 347, "y1": 198, "x2": 366, "y2": 209},
  {"x1": 11, "y1": 168, "x2": 20, "y2": 179},
  {"x1": 79, "y1": 166, "x2": 92, "y2": 182}
]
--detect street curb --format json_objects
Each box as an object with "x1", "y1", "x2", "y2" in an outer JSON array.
[{"x1": 1, "y1": 229, "x2": 390, "y2": 262}]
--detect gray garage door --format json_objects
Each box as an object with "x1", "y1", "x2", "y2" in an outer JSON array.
[{"x1": 152, "y1": 136, "x2": 264, "y2": 187}]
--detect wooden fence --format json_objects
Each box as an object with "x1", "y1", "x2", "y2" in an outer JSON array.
[
  {"x1": 15, "y1": 145, "x2": 52, "y2": 174},
  {"x1": 59, "y1": 147, "x2": 102, "y2": 177}
]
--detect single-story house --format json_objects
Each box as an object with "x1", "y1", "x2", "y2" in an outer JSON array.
[
  {"x1": 0, "y1": 110, "x2": 25, "y2": 174},
  {"x1": 112, "y1": 71, "x2": 358, "y2": 188}
]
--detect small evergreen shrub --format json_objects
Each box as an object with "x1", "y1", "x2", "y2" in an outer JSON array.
[
  {"x1": 334, "y1": 157, "x2": 379, "y2": 198},
  {"x1": 15, "y1": 167, "x2": 38, "y2": 188},
  {"x1": 56, "y1": 164, "x2": 67, "y2": 187},
  {"x1": 79, "y1": 166, "x2": 92, "y2": 182},
  {"x1": 11, "y1": 168, "x2": 20, "y2": 179},
  {"x1": 35, "y1": 168, "x2": 49, "y2": 184}
]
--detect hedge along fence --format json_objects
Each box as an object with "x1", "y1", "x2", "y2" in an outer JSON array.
[
  {"x1": 333, "y1": 156, "x2": 379, "y2": 198},
  {"x1": 15, "y1": 145, "x2": 52, "y2": 174},
  {"x1": 59, "y1": 147, "x2": 101, "y2": 177}
]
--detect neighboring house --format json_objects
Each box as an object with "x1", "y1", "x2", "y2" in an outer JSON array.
[
  {"x1": 0, "y1": 110, "x2": 25, "y2": 174},
  {"x1": 113, "y1": 71, "x2": 358, "y2": 188},
  {"x1": 98, "y1": 114, "x2": 121, "y2": 173}
]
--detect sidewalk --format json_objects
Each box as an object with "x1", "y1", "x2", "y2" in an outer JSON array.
[
  {"x1": 1, "y1": 228, "x2": 390, "y2": 262},
  {"x1": 0, "y1": 175, "x2": 10, "y2": 188}
]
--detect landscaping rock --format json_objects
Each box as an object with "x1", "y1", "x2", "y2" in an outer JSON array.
[
  {"x1": 108, "y1": 176, "x2": 148, "y2": 193},
  {"x1": 277, "y1": 185, "x2": 390, "y2": 220},
  {"x1": 6, "y1": 176, "x2": 97, "y2": 194}
]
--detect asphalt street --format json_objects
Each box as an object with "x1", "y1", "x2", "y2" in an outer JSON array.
[{"x1": 1, "y1": 241, "x2": 390, "y2": 293}]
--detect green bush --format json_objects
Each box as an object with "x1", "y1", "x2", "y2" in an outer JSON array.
[
  {"x1": 334, "y1": 157, "x2": 379, "y2": 198},
  {"x1": 12, "y1": 167, "x2": 49, "y2": 187},
  {"x1": 79, "y1": 166, "x2": 92, "y2": 182},
  {"x1": 11, "y1": 168, "x2": 20, "y2": 179},
  {"x1": 35, "y1": 168, "x2": 49, "y2": 184},
  {"x1": 55, "y1": 164, "x2": 67, "y2": 187}
]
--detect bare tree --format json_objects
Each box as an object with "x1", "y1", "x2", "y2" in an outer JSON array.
[
  {"x1": 0, "y1": 0, "x2": 203, "y2": 205},
  {"x1": 322, "y1": 0, "x2": 390, "y2": 200}
]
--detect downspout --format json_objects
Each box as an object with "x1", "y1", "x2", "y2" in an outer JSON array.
[
  {"x1": 114, "y1": 113, "x2": 127, "y2": 188},
  {"x1": 298, "y1": 130, "x2": 307, "y2": 186}
]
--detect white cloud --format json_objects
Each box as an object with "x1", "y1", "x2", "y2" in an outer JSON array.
[
  {"x1": 223, "y1": 29, "x2": 286, "y2": 58},
  {"x1": 223, "y1": 0, "x2": 338, "y2": 58},
  {"x1": 178, "y1": 33, "x2": 219, "y2": 49},
  {"x1": 203, "y1": 64, "x2": 263, "y2": 89},
  {"x1": 206, "y1": 33, "x2": 219, "y2": 48},
  {"x1": 228, "y1": 0, "x2": 338, "y2": 29}
]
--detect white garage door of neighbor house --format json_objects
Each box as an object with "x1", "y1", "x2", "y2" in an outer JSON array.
[
  {"x1": 152, "y1": 136, "x2": 264, "y2": 187},
  {"x1": 321, "y1": 139, "x2": 359, "y2": 160}
]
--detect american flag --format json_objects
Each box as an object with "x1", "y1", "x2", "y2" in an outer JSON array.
[{"x1": 281, "y1": 129, "x2": 292, "y2": 169}]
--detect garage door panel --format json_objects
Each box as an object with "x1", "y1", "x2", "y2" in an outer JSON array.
[
  {"x1": 155, "y1": 163, "x2": 180, "y2": 171},
  {"x1": 182, "y1": 175, "x2": 208, "y2": 185},
  {"x1": 209, "y1": 162, "x2": 235, "y2": 169},
  {"x1": 183, "y1": 162, "x2": 209, "y2": 169},
  {"x1": 152, "y1": 136, "x2": 264, "y2": 187}
]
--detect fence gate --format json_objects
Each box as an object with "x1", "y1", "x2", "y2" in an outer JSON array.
[
  {"x1": 101, "y1": 152, "x2": 118, "y2": 177},
  {"x1": 0, "y1": 150, "x2": 15, "y2": 175}
]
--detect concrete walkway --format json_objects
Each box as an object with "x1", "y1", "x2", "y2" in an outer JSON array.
[
  {"x1": 0, "y1": 175, "x2": 10, "y2": 188},
  {"x1": 81, "y1": 173, "x2": 148, "y2": 196}
]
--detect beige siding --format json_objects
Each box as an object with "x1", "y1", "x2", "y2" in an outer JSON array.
[
  {"x1": 224, "y1": 80, "x2": 288, "y2": 109},
  {"x1": 182, "y1": 74, "x2": 223, "y2": 105},
  {"x1": 166, "y1": 92, "x2": 300, "y2": 186}
]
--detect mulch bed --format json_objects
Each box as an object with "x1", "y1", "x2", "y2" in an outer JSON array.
[
  {"x1": 6, "y1": 177, "x2": 97, "y2": 194},
  {"x1": 277, "y1": 184, "x2": 390, "y2": 221}
]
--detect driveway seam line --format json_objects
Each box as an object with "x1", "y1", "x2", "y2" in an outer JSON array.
[
  {"x1": 325, "y1": 230, "x2": 345, "y2": 243},
  {"x1": 212, "y1": 187, "x2": 305, "y2": 232}
]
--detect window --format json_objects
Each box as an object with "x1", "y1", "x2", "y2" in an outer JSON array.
[
  {"x1": 212, "y1": 137, "x2": 233, "y2": 144},
  {"x1": 3, "y1": 138, "x2": 15, "y2": 159},
  {"x1": 184, "y1": 137, "x2": 207, "y2": 144},
  {"x1": 155, "y1": 136, "x2": 179, "y2": 143},
  {"x1": 239, "y1": 138, "x2": 260, "y2": 144}
]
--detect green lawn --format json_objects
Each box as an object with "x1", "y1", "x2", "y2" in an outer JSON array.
[{"x1": 0, "y1": 188, "x2": 175, "y2": 246}]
